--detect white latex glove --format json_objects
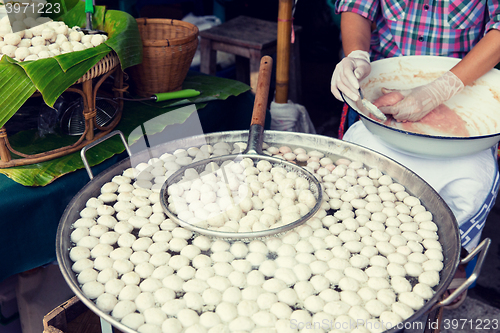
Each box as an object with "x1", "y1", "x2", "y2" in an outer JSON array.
[
  {"x1": 331, "y1": 50, "x2": 371, "y2": 102},
  {"x1": 378, "y1": 71, "x2": 465, "y2": 122}
]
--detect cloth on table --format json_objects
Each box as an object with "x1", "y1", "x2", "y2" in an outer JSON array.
[{"x1": 343, "y1": 121, "x2": 499, "y2": 252}]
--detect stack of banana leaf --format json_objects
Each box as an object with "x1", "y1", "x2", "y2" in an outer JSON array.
[{"x1": 0, "y1": 0, "x2": 143, "y2": 130}]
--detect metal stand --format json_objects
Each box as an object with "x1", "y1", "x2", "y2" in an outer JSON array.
[
  {"x1": 0, "y1": 53, "x2": 127, "y2": 168},
  {"x1": 100, "y1": 317, "x2": 114, "y2": 333}
]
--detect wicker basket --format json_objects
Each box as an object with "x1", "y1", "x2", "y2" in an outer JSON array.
[
  {"x1": 75, "y1": 52, "x2": 120, "y2": 84},
  {"x1": 129, "y1": 18, "x2": 199, "y2": 97}
]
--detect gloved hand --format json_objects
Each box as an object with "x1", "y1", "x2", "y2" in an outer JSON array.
[
  {"x1": 331, "y1": 50, "x2": 371, "y2": 102},
  {"x1": 378, "y1": 71, "x2": 464, "y2": 122}
]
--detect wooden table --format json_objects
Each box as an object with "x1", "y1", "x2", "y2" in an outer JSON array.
[{"x1": 199, "y1": 15, "x2": 302, "y2": 102}]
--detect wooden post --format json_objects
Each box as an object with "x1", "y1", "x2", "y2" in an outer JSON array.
[
  {"x1": 0, "y1": 127, "x2": 11, "y2": 163},
  {"x1": 275, "y1": 0, "x2": 293, "y2": 104}
]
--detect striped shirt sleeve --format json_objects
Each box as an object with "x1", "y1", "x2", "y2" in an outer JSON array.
[
  {"x1": 485, "y1": 0, "x2": 500, "y2": 34},
  {"x1": 335, "y1": 0, "x2": 380, "y2": 22}
]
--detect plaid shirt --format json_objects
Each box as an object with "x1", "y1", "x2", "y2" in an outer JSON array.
[{"x1": 336, "y1": 0, "x2": 500, "y2": 60}]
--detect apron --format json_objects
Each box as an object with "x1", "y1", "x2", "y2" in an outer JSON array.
[
  {"x1": 460, "y1": 165, "x2": 499, "y2": 250},
  {"x1": 338, "y1": 104, "x2": 358, "y2": 139}
]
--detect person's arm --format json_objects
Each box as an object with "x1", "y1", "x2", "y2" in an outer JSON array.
[
  {"x1": 341, "y1": 12, "x2": 372, "y2": 55},
  {"x1": 451, "y1": 29, "x2": 500, "y2": 86},
  {"x1": 331, "y1": 12, "x2": 373, "y2": 101},
  {"x1": 379, "y1": 28, "x2": 500, "y2": 122}
]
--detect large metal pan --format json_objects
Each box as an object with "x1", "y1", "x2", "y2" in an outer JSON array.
[
  {"x1": 56, "y1": 130, "x2": 490, "y2": 333},
  {"x1": 343, "y1": 56, "x2": 500, "y2": 158}
]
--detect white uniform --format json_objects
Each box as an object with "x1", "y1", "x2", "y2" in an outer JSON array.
[{"x1": 343, "y1": 121, "x2": 499, "y2": 252}]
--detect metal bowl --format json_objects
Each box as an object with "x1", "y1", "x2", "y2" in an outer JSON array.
[
  {"x1": 57, "y1": 130, "x2": 461, "y2": 333},
  {"x1": 343, "y1": 56, "x2": 500, "y2": 158}
]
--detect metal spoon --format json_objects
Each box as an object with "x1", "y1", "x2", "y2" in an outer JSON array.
[{"x1": 359, "y1": 88, "x2": 387, "y2": 121}]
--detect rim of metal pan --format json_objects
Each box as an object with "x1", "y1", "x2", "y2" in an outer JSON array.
[{"x1": 55, "y1": 130, "x2": 461, "y2": 333}]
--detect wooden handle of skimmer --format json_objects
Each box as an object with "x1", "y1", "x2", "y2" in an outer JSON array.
[{"x1": 251, "y1": 56, "x2": 273, "y2": 127}]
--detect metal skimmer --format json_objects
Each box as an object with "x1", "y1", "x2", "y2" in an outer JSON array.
[{"x1": 160, "y1": 56, "x2": 323, "y2": 240}]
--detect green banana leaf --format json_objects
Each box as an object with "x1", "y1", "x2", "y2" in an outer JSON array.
[
  {"x1": 1, "y1": 134, "x2": 126, "y2": 186},
  {"x1": 103, "y1": 9, "x2": 143, "y2": 70},
  {"x1": 0, "y1": 58, "x2": 37, "y2": 128},
  {"x1": 0, "y1": 0, "x2": 142, "y2": 129},
  {"x1": 0, "y1": 73, "x2": 251, "y2": 186},
  {"x1": 52, "y1": 1, "x2": 142, "y2": 70},
  {"x1": 53, "y1": 43, "x2": 111, "y2": 72},
  {"x1": 14, "y1": 52, "x2": 109, "y2": 107}
]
